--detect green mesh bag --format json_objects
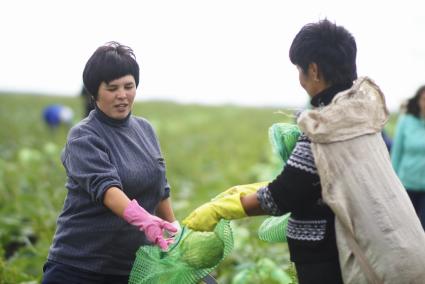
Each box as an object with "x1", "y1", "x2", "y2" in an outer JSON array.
[
  {"x1": 258, "y1": 213, "x2": 291, "y2": 243},
  {"x1": 129, "y1": 219, "x2": 233, "y2": 284},
  {"x1": 268, "y1": 123, "x2": 301, "y2": 163},
  {"x1": 258, "y1": 123, "x2": 300, "y2": 243}
]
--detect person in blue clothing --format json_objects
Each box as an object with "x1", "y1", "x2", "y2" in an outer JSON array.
[
  {"x1": 43, "y1": 104, "x2": 74, "y2": 128},
  {"x1": 42, "y1": 42, "x2": 179, "y2": 284},
  {"x1": 391, "y1": 85, "x2": 425, "y2": 229}
]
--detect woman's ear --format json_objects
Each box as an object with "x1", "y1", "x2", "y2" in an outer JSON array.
[{"x1": 309, "y1": 62, "x2": 320, "y2": 82}]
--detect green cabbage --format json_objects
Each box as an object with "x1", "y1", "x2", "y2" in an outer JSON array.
[{"x1": 180, "y1": 231, "x2": 224, "y2": 268}]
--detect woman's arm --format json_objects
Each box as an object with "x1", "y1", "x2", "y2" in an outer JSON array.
[
  {"x1": 103, "y1": 186, "x2": 131, "y2": 217},
  {"x1": 241, "y1": 193, "x2": 266, "y2": 216},
  {"x1": 155, "y1": 198, "x2": 176, "y2": 222},
  {"x1": 104, "y1": 187, "x2": 177, "y2": 249},
  {"x1": 103, "y1": 188, "x2": 177, "y2": 223}
]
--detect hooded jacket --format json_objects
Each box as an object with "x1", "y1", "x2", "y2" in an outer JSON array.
[{"x1": 298, "y1": 77, "x2": 425, "y2": 284}]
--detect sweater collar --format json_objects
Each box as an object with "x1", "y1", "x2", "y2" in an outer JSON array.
[
  {"x1": 93, "y1": 104, "x2": 131, "y2": 127},
  {"x1": 310, "y1": 82, "x2": 353, "y2": 108}
]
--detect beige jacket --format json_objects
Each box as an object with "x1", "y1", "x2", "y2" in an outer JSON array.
[{"x1": 298, "y1": 77, "x2": 425, "y2": 284}]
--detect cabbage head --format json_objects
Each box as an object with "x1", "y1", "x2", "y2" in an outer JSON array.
[{"x1": 180, "y1": 231, "x2": 224, "y2": 268}]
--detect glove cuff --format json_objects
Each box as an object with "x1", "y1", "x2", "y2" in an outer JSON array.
[{"x1": 123, "y1": 199, "x2": 148, "y2": 227}]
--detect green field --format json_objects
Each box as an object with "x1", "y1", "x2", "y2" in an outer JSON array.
[{"x1": 0, "y1": 94, "x2": 398, "y2": 283}]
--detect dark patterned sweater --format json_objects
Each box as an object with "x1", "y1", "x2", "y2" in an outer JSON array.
[{"x1": 257, "y1": 83, "x2": 352, "y2": 264}]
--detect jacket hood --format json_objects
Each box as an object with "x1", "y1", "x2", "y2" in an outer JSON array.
[{"x1": 298, "y1": 77, "x2": 389, "y2": 143}]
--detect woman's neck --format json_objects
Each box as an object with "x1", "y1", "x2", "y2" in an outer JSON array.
[{"x1": 310, "y1": 82, "x2": 353, "y2": 107}]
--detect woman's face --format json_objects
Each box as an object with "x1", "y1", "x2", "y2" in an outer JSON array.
[
  {"x1": 297, "y1": 65, "x2": 313, "y2": 96},
  {"x1": 296, "y1": 64, "x2": 324, "y2": 97},
  {"x1": 96, "y1": 75, "x2": 137, "y2": 119},
  {"x1": 419, "y1": 91, "x2": 425, "y2": 115}
]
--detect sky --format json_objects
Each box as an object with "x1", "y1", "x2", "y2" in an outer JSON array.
[{"x1": 1, "y1": 0, "x2": 424, "y2": 111}]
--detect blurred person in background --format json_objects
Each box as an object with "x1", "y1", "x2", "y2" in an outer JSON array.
[
  {"x1": 42, "y1": 104, "x2": 74, "y2": 129},
  {"x1": 42, "y1": 41, "x2": 179, "y2": 284},
  {"x1": 184, "y1": 19, "x2": 425, "y2": 284},
  {"x1": 391, "y1": 85, "x2": 425, "y2": 229}
]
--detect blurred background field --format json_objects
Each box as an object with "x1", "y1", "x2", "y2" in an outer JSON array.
[{"x1": 0, "y1": 93, "x2": 398, "y2": 283}]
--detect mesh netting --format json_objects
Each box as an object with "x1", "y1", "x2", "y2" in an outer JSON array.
[
  {"x1": 258, "y1": 213, "x2": 290, "y2": 243},
  {"x1": 129, "y1": 219, "x2": 233, "y2": 284},
  {"x1": 258, "y1": 123, "x2": 300, "y2": 243},
  {"x1": 268, "y1": 123, "x2": 300, "y2": 163}
]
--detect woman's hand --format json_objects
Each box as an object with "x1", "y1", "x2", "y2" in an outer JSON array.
[
  {"x1": 183, "y1": 182, "x2": 268, "y2": 231},
  {"x1": 123, "y1": 200, "x2": 178, "y2": 250}
]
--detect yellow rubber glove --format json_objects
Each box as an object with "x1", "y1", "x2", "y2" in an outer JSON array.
[
  {"x1": 183, "y1": 181, "x2": 269, "y2": 231},
  {"x1": 211, "y1": 181, "x2": 269, "y2": 201}
]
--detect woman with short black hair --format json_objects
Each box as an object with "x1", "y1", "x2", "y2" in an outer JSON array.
[
  {"x1": 186, "y1": 19, "x2": 357, "y2": 283},
  {"x1": 42, "y1": 42, "x2": 178, "y2": 284},
  {"x1": 184, "y1": 19, "x2": 425, "y2": 284}
]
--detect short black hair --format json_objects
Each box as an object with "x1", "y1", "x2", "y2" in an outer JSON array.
[
  {"x1": 83, "y1": 41, "x2": 140, "y2": 99},
  {"x1": 406, "y1": 85, "x2": 425, "y2": 117},
  {"x1": 289, "y1": 19, "x2": 357, "y2": 85}
]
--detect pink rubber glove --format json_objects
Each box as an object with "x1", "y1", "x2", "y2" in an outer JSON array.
[{"x1": 123, "y1": 200, "x2": 178, "y2": 250}]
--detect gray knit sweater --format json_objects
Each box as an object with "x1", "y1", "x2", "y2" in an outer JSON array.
[{"x1": 47, "y1": 107, "x2": 170, "y2": 275}]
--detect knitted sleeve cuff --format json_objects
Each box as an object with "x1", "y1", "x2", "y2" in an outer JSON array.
[{"x1": 257, "y1": 186, "x2": 283, "y2": 216}]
